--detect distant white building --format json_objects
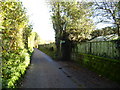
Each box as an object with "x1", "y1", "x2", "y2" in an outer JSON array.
[{"x1": 90, "y1": 34, "x2": 118, "y2": 42}]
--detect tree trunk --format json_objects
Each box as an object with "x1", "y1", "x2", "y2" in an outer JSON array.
[
  {"x1": 61, "y1": 31, "x2": 72, "y2": 61},
  {"x1": 61, "y1": 40, "x2": 72, "y2": 61},
  {"x1": 55, "y1": 36, "x2": 61, "y2": 59}
]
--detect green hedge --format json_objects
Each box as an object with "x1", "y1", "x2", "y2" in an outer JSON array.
[
  {"x1": 0, "y1": 1, "x2": 35, "y2": 88},
  {"x1": 2, "y1": 50, "x2": 31, "y2": 88}
]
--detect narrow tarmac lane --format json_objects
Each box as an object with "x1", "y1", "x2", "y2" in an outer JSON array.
[{"x1": 21, "y1": 48, "x2": 79, "y2": 88}]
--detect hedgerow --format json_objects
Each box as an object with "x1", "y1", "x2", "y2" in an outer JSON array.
[{"x1": 0, "y1": 0, "x2": 35, "y2": 88}]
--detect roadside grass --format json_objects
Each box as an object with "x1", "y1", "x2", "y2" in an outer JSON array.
[{"x1": 38, "y1": 46, "x2": 56, "y2": 60}]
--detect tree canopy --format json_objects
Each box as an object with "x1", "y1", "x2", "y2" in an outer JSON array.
[
  {"x1": 48, "y1": 0, "x2": 95, "y2": 59},
  {"x1": 50, "y1": 0, "x2": 94, "y2": 42}
]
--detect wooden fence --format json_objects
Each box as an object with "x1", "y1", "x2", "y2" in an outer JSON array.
[
  {"x1": 71, "y1": 40, "x2": 120, "y2": 82},
  {"x1": 76, "y1": 40, "x2": 120, "y2": 60}
]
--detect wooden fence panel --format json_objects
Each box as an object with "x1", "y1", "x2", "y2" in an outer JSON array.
[{"x1": 77, "y1": 41, "x2": 120, "y2": 60}]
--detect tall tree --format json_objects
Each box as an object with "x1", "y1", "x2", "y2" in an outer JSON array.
[
  {"x1": 49, "y1": 0, "x2": 94, "y2": 60},
  {"x1": 34, "y1": 32, "x2": 41, "y2": 48},
  {"x1": 52, "y1": 2, "x2": 61, "y2": 58},
  {"x1": 23, "y1": 25, "x2": 32, "y2": 49}
]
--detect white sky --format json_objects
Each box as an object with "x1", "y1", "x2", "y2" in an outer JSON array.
[{"x1": 20, "y1": 0, "x2": 55, "y2": 41}]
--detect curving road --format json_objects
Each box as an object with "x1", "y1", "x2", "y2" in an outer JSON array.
[{"x1": 21, "y1": 48, "x2": 79, "y2": 88}]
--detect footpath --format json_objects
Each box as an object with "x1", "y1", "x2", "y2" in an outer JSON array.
[
  {"x1": 20, "y1": 48, "x2": 79, "y2": 88},
  {"x1": 20, "y1": 48, "x2": 120, "y2": 88}
]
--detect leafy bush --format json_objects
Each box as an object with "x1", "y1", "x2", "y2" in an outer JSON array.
[
  {"x1": 0, "y1": 1, "x2": 35, "y2": 88},
  {"x1": 2, "y1": 49, "x2": 31, "y2": 88}
]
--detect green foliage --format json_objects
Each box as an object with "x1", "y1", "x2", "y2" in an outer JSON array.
[
  {"x1": 0, "y1": 1, "x2": 34, "y2": 88},
  {"x1": 23, "y1": 25, "x2": 32, "y2": 49},
  {"x1": 34, "y1": 32, "x2": 41, "y2": 48},
  {"x1": 2, "y1": 50, "x2": 30, "y2": 88},
  {"x1": 91, "y1": 27, "x2": 118, "y2": 39},
  {"x1": 28, "y1": 32, "x2": 41, "y2": 52},
  {"x1": 49, "y1": 0, "x2": 94, "y2": 59},
  {"x1": 28, "y1": 32, "x2": 36, "y2": 52},
  {"x1": 50, "y1": 0, "x2": 94, "y2": 42}
]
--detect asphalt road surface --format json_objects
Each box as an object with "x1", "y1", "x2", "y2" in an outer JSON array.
[
  {"x1": 21, "y1": 48, "x2": 120, "y2": 88},
  {"x1": 21, "y1": 48, "x2": 79, "y2": 88}
]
